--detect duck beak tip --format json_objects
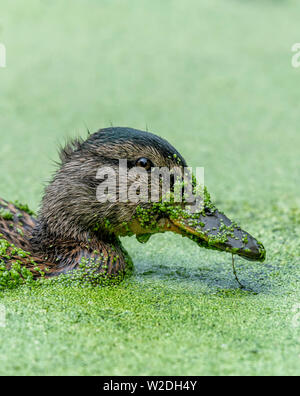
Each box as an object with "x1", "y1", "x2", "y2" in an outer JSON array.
[{"x1": 169, "y1": 207, "x2": 266, "y2": 263}]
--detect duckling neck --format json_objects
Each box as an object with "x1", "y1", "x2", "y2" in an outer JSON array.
[{"x1": 31, "y1": 217, "x2": 132, "y2": 278}]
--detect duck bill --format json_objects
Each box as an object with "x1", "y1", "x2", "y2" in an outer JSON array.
[{"x1": 169, "y1": 208, "x2": 266, "y2": 262}]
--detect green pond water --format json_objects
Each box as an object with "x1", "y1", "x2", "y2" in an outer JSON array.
[{"x1": 0, "y1": 0, "x2": 299, "y2": 375}]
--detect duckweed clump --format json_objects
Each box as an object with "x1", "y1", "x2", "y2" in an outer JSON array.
[
  {"x1": 13, "y1": 201, "x2": 35, "y2": 216},
  {"x1": 0, "y1": 233, "x2": 130, "y2": 290},
  {"x1": 131, "y1": 184, "x2": 266, "y2": 260},
  {"x1": 0, "y1": 261, "x2": 35, "y2": 290},
  {"x1": 46, "y1": 257, "x2": 127, "y2": 289},
  {"x1": 133, "y1": 186, "x2": 215, "y2": 233},
  {"x1": 0, "y1": 235, "x2": 39, "y2": 290},
  {"x1": 0, "y1": 236, "x2": 31, "y2": 259},
  {"x1": 0, "y1": 208, "x2": 14, "y2": 221}
]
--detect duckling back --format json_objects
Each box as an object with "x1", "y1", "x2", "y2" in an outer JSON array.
[
  {"x1": 0, "y1": 199, "x2": 36, "y2": 248},
  {"x1": 0, "y1": 198, "x2": 130, "y2": 280},
  {"x1": 0, "y1": 198, "x2": 49, "y2": 277}
]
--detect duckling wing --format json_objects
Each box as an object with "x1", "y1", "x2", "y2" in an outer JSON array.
[
  {"x1": 0, "y1": 198, "x2": 53, "y2": 278},
  {"x1": 0, "y1": 198, "x2": 37, "y2": 251}
]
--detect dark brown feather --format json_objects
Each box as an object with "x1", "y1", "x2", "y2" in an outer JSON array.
[{"x1": 0, "y1": 198, "x2": 128, "y2": 279}]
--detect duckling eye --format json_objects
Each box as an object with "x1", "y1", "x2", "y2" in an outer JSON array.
[{"x1": 135, "y1": 157, "x2": 152, "y2": 171}]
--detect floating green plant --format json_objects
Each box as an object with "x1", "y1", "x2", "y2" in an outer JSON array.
[
  {"x1": 0, "y1": 208, "x2": 14, "y2": 221},
  {"x1": 13, "y1": 201, "x2": 35, "y2": 216}
]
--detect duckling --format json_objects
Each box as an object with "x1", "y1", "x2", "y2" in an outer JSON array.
[{"x1": 0, "y1": 127, "x2": 266, "y2": 282}]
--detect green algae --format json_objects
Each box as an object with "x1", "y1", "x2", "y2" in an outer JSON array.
[
  {"x1": 133, "y1": 186, "x2": 207, "y2": 230},
  {"x1": 0, "y1": 261, "x2": 35, "y2": 290},
  {"x1": 13, "y1": 201, "x2": 35, "y2": 216},
  {"x1": 47, "y1": 258, "x2": 125, "y2": 289},
  {"x1": 0, "y1": 236, "x2": 31, "y2": 260},
  {"x1": 0, "y1": 234, "x2": 86, "y2": 289},
  {"x1": 243, "y1": 235, "x2": 249, "y2": 244},
  {"x1": 131, "y1": 186, "x2": 222, "y2": 246},
  {"x1": 0, "y1": 235, "x2": 39, "y2": 290},
  {"x1": 0, "y1": 208, "x2": 14, "y2": 221},
  {"x1": 0, "y1": 218, "x2": 134, "y2": 289},
  {"x1": 0, "y1": 0, "x2": 300, "y2": 376},
  {"x1": 129, "y1": 186, "x2": 266, "y2": 262},
  {"x1": 46, "y1": 246, "x2": 133, "y2": 289}
]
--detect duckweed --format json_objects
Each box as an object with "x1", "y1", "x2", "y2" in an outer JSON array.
[
  {"x1": 0, "y1": 261, "x2": 35, "y2": 290},
  {"x1": 13, "y1": 201, "x2": 35, "y2": 216},
  {"x1": 0, "y1": 235, "x2": 38, "y2": 290},
  {"x1": 132, "y1": 186, "x2": 235, "y2": 250},
  {"x1": 0, "y1": 237, "x2": 131, "y2": 290},
  {"x1": 0, "y1": 208, "x2": 14, "y2": 221},
  {"x1": 47, "y1": 257, "x2": 128, "y2": 289},
  {"x1": 1, "y1": 0, "x2": 300, "y2": 377},
  {"x1": 243, "y1": 235, "x2": 249, "y2": 244}
]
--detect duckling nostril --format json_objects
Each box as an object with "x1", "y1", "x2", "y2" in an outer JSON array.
[
  {"x1": 170, "y1": 174, "x2": 175, "y2": 192},
  {"x1": 204, "y1": 207, "x2": 214, "y2": 216}
]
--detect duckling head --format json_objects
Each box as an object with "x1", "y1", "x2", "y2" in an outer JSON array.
[{"x1": 38, "y1": 127, "x2": 266, "y2": 263}]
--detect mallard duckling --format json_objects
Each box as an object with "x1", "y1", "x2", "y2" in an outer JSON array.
[{"x1": 0, "y1": 127, "x2": 266, "y2": 282}]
